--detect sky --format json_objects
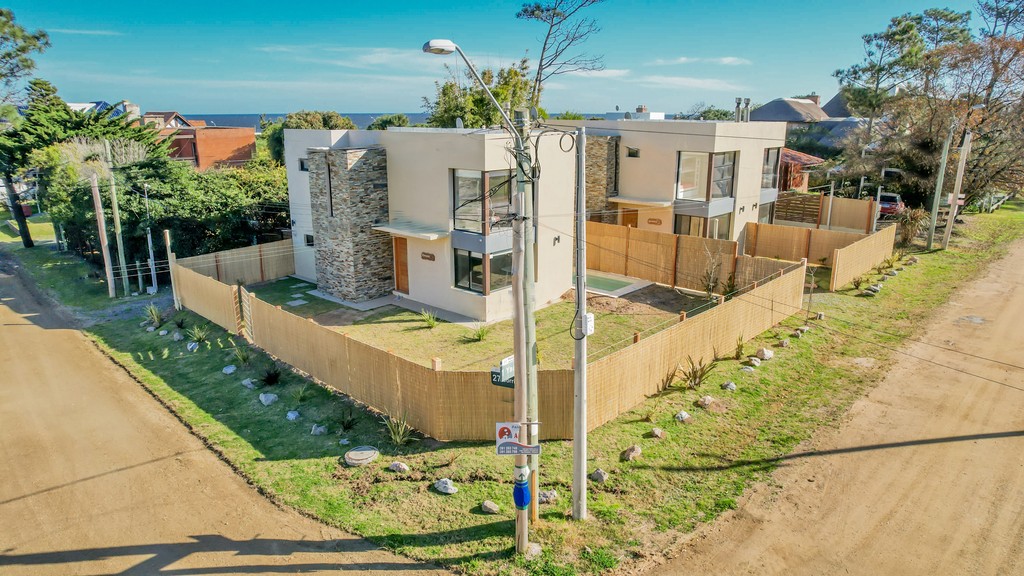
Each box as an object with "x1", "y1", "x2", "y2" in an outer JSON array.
[{"x1": 11, "y1": 0, "x2": 979, "y2": 115}]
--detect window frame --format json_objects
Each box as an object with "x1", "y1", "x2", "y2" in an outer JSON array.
[
  {"x1": 304, "y1": 234, "x2": 314, "y2": 247},
  {"x1": 761, "y1": 148, "x2": 780, "y2": 189},
  {"x1": 453, "y1": 248, "x2": 513, "y2": 295},
  {"x1": 299, "y1": 158, "x2": 310, "y2": 172},
  {"x1": 452, "y1": 169, "x2": 514, "y2": 235}
]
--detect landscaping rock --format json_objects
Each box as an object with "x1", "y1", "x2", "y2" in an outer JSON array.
[
  {"x1": 538, "y1": 490, "x2": 558, "y2": 504},
  {"x1": 897, "y1": 266, "x2": 905, "y2": 271},
  {"x1": 131, "y1": 292, "x2": 139, "y2": 297},
  {"x1": 434, "y1": 478, "x2": 458, "y2": 495},
  {"x1": 747, "y1": 357, "x2": 761, "y2": 367},
  {"x1": 722, "y1": 381, "x2": 737, "y2": 392},
  {"x1": 792, "y1": 330, "x2": 803, "y2": 338},
  {"x1": 861, "y1": 290, "x2": 877, "y2": 297},
  {"x1": 139, "y1": 320, "x2": 149, "y2": 327},
  {"x1": 620, "y1": 444, "x2": 642, "y2": 462},
  {"x1": 741, "y1": 365, "x2": 756, "y2": 373},
  {"x1": 389, "y1": 461, "x2": 410, "y2": 474},
  {"x1": 310, "y1": 424, "x2": 328, "y2": 436},
  {"x1": 339, "y1": 438, "x2": 351, "y2": 446},
  {"x1": 241, "y1": 378, "x2": 256, "y2": 390},
  {"x1": 146, "y1": 326, "x2": 156, "y2": 332},
  {"x1": 886, "y1": 270, "x2": 898, "y2": 277},
  {"x1": 344, "y1": 446, "x2": 379, "y2": 467},
  {"x1": 590, "y1": 469, "x2": 610, "y2": 483},
  {"x1": 777, "y1": 339, "x2": 790, "y2": 348},
  {"x1": 815, "y1": 312, "x2": 825, "y2": 320},
  {"x1": 650, "y1": 427, "x2": 667, "y2": 439},
  {"x1": 756, "y1": 348, "x2": 775, "y2": 361},
  {"x1": 697, "y1": 395, "x2": 715, "y2": 409},
  {"x1": 880, "y1": 276, "x2": 889, "y2": 282},
  {"x1": 286, "y1": 410, "x2": 300, "y2": 421},
  {"x1": 797, "y1": 326, "x2": 811, "y2": 333},
  {"x1": 290, "y1": 294, "x2": 303, "y2": 298},
  {"x1": 481, "y1": 500, "x2": 501, "y2": 514},
  {"x1": 675, "y1": 410, "x2": 692, "y2": 423},
  {"x1": 158, "y1": 330, "x2": 168, "y2": 336},
  {"x1": 172, "y1": 331, "x2": 183, "y2": 341},
  {"x1": 222, "y1": 365, "x2": 237, "y2": 375},
  {"x1": 186, "y1": 342, "x2": 199, "y2": 352},
  {"x1": 285, "y1": 299, "x2": 309, "y2": 307},
  {"x1": 258, "y1": 393, "x2": 278, "y2": 406}
]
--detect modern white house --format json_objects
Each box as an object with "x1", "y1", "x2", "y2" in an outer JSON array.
[
  {"x1": 283, "y1": 127, "x2": 575, "y2": 322},
  {"x1": 546, "y1": 118, "x2": 788, "y2": 245}
]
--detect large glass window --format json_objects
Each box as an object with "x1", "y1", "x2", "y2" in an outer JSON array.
[
  {"x1": 708, "y1": 213, "x2": 732, "y2": 240},
  {"x1": 454, "y1": 249, "x2": 485, "y2": 292},
  {"x1": 489, "y1": 251, "x2": 513, "y2": 291},
  {"x1": 676, "y1": 152, "x2": 709, "y2": 200},
  {"x1": 762, "y1": 148, "x2": 780, "y2": 189},
  {"x1": 674, "y1": 214, "x2": 703, "y2": 236},
  {"x1": 454, "y1": 170, "x2": 484, "y2": 233},
  {"x1": 453, "y1": 170, "x2": 513, "y2": 233},
  {"x1": 711, "y1": 152, "x2": 736, "y2": 199}
]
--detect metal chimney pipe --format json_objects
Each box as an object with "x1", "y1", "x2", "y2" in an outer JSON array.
[
  {"x1": 743, "y1": 98, "x2": 751, "y2": 122},
  {"x1": 735, "y1": 97, "x2": 742, "y2": 122}
]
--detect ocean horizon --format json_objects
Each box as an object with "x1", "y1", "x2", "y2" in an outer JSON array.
[{"x1": 184, "y1": 112, "x2": 431, "y2": 131}]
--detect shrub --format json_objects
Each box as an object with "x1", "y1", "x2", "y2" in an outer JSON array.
[
  {"x1": 381, "y1": 411, "x2": 418, "y2": 446},
  {"x1": 723, "y1": 272, "x2": 738, "y2": 300},
  {"x1": 419, "y1": 309, "x2": 439, "y2": 329},
  {"x1": 734, "y1": 333, "x2": 744, "y2": 360},
  {"x1": 260, "y1": 365, "x2": 282, "y2": 386},
  {"x1": 339, "y1": 407, "x2": 358, "y2": 431},
  {"x1": 676, "y1": 355, "x2": 718, "y2": 390},
  {"x1": 292, "y1": 382, "x2": 314, "y2": 405},
  {"x1": 896, "y1": 208, "x2": 931, "y2": 246},
  {"x1": 232, "y1": 346, "x2": 252, "y2": 366},
  {"x1": 852, "y1": 276, "x2": 866, "y2": 290},
  {"x1": 465, "y1": 323, "x2": 492, "y2": 342},
  {"x1": 185, "y1": 324, "x2": 210, "y2": 343},
  {"x1": 144, "y1": 303, "x2": 162, "y2": 327},
  {"x1": 174, "y1": 317, "x2": 186, "y2": 329}
]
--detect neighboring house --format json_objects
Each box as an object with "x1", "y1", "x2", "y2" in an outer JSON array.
[
  {"x1": 142, "y1": 111, "x2": 255, "y2": 170},
  {"x1": 66, "y1": 100, "x2": 141, "y2": 119},
  {"x1": 780, "y1": 148, "x2": 826, "y2": 192},
  {"x1": 546, "y1": 118, "x2": 787, "y2": 242},
  {"x1": 284, "y1": 127, "x2": 574, "y2": 322},
  {"x1": 749, "y1": 95, "x2": 829, "y2": 132}
]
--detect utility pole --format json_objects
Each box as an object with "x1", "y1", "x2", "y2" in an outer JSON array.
[
  {"x1": 942, "y1": 129, "x2": 973, "y2": 250},
  {"x1": 144, "y1": 184, "x2": 158, "y2": 292},
  {"x1": 104, "y1": 140, "x2": 130, "y2": 296},
  {"x1": 509, "y1": 115, "x2": 531, "y2": 553},
  {"x1": 572, "y1": 127, "x2": 589, "y2": 521},
  {"x1": 928, "y1": 123, "x2": 956, "y2": 250},
  {"x1": 90, "y1": 174, "x2": 116, "y2": 299},
  {"x1": 825, "y1": 181, "x2": 835, "y2": 230},
  {"x1": 515, "y1": 109, "x2": 541, "y2": 526}
]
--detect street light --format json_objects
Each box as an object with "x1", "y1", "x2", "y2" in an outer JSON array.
[{"x1": 423, "y1": 38, "x2": 539, "y2": 555}]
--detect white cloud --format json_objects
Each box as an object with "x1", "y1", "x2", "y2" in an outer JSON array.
[
  {"x1": 49, "y1": 28, "x2": 123, "y2": 36},
  {"x1": 636, "y1": 75, "x2": 745, "y2": 91},
  {"x1": 566, "y1": 68, "x2": 630, "y2": 78},
  {"x1": 648, "y1": 56, "x2": 751, "y2": 66}
]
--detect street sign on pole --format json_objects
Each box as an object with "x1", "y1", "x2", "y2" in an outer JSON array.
[
  {"x1": 491, "y1": 355, "x2": 515, "y2": 388},
  {"x1": 496, "y1": 422, "x2": 541, "y2": 456}
]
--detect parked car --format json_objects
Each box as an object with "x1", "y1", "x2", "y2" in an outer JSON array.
[{"x1": 879, "y1": 193, "x2": 905, "y2": 216}]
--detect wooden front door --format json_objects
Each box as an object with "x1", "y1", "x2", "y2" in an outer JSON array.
[
  {"x1": 393, "y1": 237, "x2": 409, "y2": 294},
  {"x1": 621, "y1": 208, "x2": 639, "y2": 227}
]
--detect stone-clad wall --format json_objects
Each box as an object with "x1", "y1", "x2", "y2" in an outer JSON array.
[
  {"x1": 585, "y1": 135, "x2": 619, "y2": 224},
  {"x1": 308, "y1": 147, "x2": 393, "y2": 302}
]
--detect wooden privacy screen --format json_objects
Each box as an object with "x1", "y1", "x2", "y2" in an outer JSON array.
[
  {"x1": 176, "y1": 239, "x2": 295, "y2": 285},
  {"x1": 830, "y1": 225, "x2": 897, "y2": 291}
]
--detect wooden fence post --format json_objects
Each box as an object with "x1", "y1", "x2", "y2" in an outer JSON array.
[
  {"x1": 679, "y1": 311, "x2": 687, "y2": 322},
  {"x1": 633, "y1": 332, "x2": 640, "y2": 344},
  {"x1": 214, "y1": 252, "x2": 223, "y2": 283},
  {"x1": 258, "y1": 244, "x2": 266, "y2": 282}
]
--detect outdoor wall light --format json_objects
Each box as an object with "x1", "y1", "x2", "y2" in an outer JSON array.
[{"x1": 553, "y1": 235, "x2": 561, "y2": 245}]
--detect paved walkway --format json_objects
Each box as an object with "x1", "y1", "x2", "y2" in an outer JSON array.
[{"x1": 0, "y1": 255, "x2": 445, "y2": 575}]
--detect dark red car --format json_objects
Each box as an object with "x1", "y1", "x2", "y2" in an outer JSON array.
[{"x1": 879, "y1": 193, "x2": 905, "y2": 216}]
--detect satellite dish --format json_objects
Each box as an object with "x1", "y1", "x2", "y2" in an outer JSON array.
[{"x1": 456, "y1": 117, "x2": 464, "y2": 129}]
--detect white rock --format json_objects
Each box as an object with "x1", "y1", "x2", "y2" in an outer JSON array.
[
  {"x1": 158, "y1": 330, "x2": 168, "y2": 336},
  {"x1": 722, "y1": 381, "x2": 737, "y2": 392},
  {"x1": 172, "y1": 331, "x2": 184, "y2": 341},
  {"x1": 310, "y1": 424, "x2": 328, "y2": 435},
  {"x1": 481, "y1": 500, "x2": 500, "y2": 514},
  {"x1": 186, "y1": 342, "x2": 199, "y2": 352},
  {"x1": 741, "y1": 365, "x2": 756, "y2": 373},
  {"x1": 675, "y1": 410, "x2": 692, "y2": 423},
  {"x1": 286, "y1": 410, "x2": 300, "y2": 421},
  {"x1": 241, "y1": 378, "x2": 256, "y2": 390},
  {"x1": 339, "y1": 438, "x2": 351, "y2": 445},
  {"x1": 797, "y1": 326, "x2": 811, "y2": 333},
  {"x1": 650, "y1": 427, "x2": 667, "y2": 439},
  {"x1": 748, "y1": 357, "x2": 762, "y2": 367},
  {"x1": 697, "y1": 395, "x2": 715, "y2": 408},
  {"x1": 777, "y1": 339, "x2": 790, "y2": 348},
  {"x1": 146, "y1": 326, "x2": 156, "y2": 332},
  {"x1": 259, "y1": 393, "x2": 278, "y2": 406},
  {"x1": 620, "y1": 444, "x2": 642, "y2": 461},
  {"x1": 538, "y1": 489, "x2": 558, "y2": 503},
  {"x1": 222, "y1": 365, "x2": 237, "y2": 375},
  {"x1": 590, "y1": 469, "x2": 610, "y2": 483},
  {"x1": 756, "y1": 348, "x2": 775, "y2": 361},
  {"x1": 131, "y1": 292, "x2": 139, "y2": 297},
  {"x1": 434, "y1": 478, "x2": 458, "y2": 494},
  {"x1": 389, "y1": 461, "x2": 410, "y2": 473},
  {"x1": 285, "y1": 299, "x2": 308, "y2": 307}
]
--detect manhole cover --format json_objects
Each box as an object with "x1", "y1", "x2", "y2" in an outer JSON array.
[{"x1": 343, "y1": 446, "x2": 380, "y2": 467}]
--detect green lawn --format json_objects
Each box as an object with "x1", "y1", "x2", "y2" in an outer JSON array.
[
  {"x1": 3, "y1": 211, "x2": 56, "y2": 242},
  {"x1": 247, "y1": 276, "x2": 346, "y2": 318},
  {"x1": 82, "y1": 201, "x2": 1024, "y2": 575}
]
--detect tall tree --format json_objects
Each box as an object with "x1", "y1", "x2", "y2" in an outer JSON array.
[
  {"x1": 264, "y1": 111, "x2": 358, "y2": 164},
  {"x1": 517, "y1": 0, "x2": 606, "y2": 107},
  {"x1": 366, "y1": 113, "x2": 409, "y2": 131},
  {"x1": 0, "y1": 9, "x2": 48, "y2": 104},
  {"x1": 423, "y1": 59, "x2": 533, "y2": 128}
]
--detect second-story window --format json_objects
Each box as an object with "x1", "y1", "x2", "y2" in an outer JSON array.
[
  {"x1": 676, "y1": 152, "x2": 709, "y2": 200},
  {"x1": 711, "y1": 152, "x2": 736, "y2": 198},
  {"x1": 453, "y1": 169, "x2": 514, "y2": 234},
  {"x1": 762, "y1": 148, "x2": 780, "y2": 189}
]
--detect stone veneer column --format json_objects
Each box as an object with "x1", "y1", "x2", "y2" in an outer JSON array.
[
  {"x1": 307, "y1": 147, "x2": 393, "y2": 302},
  {"x1": 585, "y1": 135, "x2": 620, "y2": 224}
]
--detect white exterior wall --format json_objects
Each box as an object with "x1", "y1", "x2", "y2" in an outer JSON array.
[
  {"x1": 380, "y1": 129, "x2": 574, "y2": 322},
  {"x1": 549, "y1": 120, "x2": 786, "y2": 241},
  {"x1": 283, "y1": 129, "x2": 353, "y2": 281}
]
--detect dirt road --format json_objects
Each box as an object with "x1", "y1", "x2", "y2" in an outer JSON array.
[
  {"x1": 647, "y1": 242, "x2": 1024, "y2": 575},
  {"x1": 0, "y1": 257, "x2": 444, "y2": 575}
]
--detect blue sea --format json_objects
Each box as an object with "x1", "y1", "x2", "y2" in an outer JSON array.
[{"x1": 184, "y1": 112, "x2": 431, "y2": 131}]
